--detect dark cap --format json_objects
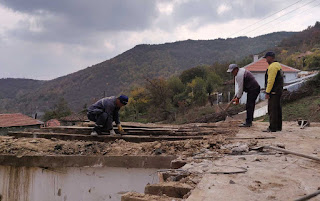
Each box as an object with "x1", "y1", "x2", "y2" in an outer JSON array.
[
  {"x1": 263, "y1": 51, "x2": 275, "y2": 58},
  {"x1": 118, "y1": 95, "x2": 128, "y2": 105}
]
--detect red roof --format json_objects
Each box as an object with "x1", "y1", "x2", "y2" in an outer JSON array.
[
  {"x1": 45, "y1": 119, "x2": 61, "y2": 127},
  {"x1": 0, "y1": 113, "x2": 43, "y2": 128},
  {"x1": 244, "y1": 58, "x2": 300, "y2": 73},
  {"x1": 59, "y1": 113, "x2": 87, "y2": 122}
]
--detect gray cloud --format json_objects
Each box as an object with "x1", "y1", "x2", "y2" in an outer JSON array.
[
  {"x1": 0, "y1": 0, "x2": 159, "y2": 44},
  {"x1": 0, "y1": 0, "x2": 318, "y2": 80},
  {"x1": 171, "y1": 0, "x2": 278, "y2": 28}
]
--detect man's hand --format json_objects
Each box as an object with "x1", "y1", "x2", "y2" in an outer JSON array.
[
  {"x1": 117, "y1": 124, "x2": 125, "y2": 134},
  {"x1": 232, "y1": 97, "x2": 240, "y2": 105},
  {"x1": 265, "y1": 94, "x2": 270, "y2": 99}
]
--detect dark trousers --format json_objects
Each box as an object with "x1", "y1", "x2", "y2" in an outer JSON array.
[
  {"x1": 246, "y1": 88, "x2": 260, "y2": 124},
  {"x1": 268, "y1": 94, "x2": 282, "y2": 131},
  {"x1": 87, "y1": 112, "x2": 113, "y2": 131}
]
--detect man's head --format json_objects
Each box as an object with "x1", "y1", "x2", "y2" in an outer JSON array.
[
  {"x1": 263, "y1": 51, "x2": 275, "y2": 64},
  {"x1": 227, "y1": 64, "x2": 239, "y2": 76},
  {"x1": 116, "y1": 95, "x2": 128, "y2": 108}
]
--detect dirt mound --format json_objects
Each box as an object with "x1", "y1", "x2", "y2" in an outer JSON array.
[{"x1": 0, "y1": 131, "x2": 235, "y2": 157}]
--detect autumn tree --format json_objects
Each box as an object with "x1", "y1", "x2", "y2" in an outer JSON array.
[{"x1": 145, "y1": 78, "x2": 175, "y2": 121}]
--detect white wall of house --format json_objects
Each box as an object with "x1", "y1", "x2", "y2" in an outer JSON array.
[{"x1": 284, "y1": 72, "x2": 299, "y2": 83}]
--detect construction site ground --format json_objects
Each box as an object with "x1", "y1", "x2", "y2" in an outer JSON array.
[
  {"x1": 1, "y1": 121, "x2": 320, "y2": 200},
  {"x1": 186, "y1": 121, "x2": 320, "y2": 201}
]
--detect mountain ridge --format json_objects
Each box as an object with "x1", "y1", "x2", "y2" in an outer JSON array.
[{"x1": 0, "y1": 31, "x2": 296, "y2": 115}]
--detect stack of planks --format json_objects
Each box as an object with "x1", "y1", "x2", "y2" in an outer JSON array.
[{"x1": 7, "y1": 121, "x2": 238, "y2": 143}]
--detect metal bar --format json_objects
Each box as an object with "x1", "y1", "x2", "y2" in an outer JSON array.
[
  {"x1": 226, "y1": 137, "x2": 276, "y2": 140},
  {"x1": 294, "y1": 189, "x2": 320, "y2": 201},
  {"x1": 264, "y1": 146, "x2": 320, "y2": 162}
]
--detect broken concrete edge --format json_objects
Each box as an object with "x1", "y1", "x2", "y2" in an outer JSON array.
[
  {"x1": 145, "y1": 182, "x2": 193, "y2": 198},
  {"x1": 121, "y1": 192, "x2": 183, "y2": 201},
  {"x1": 0, "y1": 154, "x2": 177, "y2": 169}
]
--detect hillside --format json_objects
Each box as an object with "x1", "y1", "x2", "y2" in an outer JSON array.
[
  {"x1": 0, "y1": 79, "x2": 45, "y2": 112},
  {"x1": 0, "y1": 32, "x2": 295, "y2": 115}
]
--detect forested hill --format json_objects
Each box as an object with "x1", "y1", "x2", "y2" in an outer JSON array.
[
  {"x1": 0, "y1": 31, "x2": 295, "y2": 114},
  {"x1": 0, "y1": 78, "x2": 44, "y2": 99}
]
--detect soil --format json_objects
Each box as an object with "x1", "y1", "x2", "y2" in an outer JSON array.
[{"x1": 0, "y1": 129, "x2": 236, "y2": 157}]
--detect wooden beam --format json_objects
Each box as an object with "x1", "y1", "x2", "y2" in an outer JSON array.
[{"x1": 8, "y1": 131, "x2": 204, "y2": 143}]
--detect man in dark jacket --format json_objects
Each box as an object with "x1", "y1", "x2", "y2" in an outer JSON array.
[
  {"x1": 227, "y1": 64, "x2": 261, "y2": 127},
  {"x1": 87, "y1": 95, "x2": 128, "y2": 136},
  {"x1": 264, "y1": 52, "x2": 284, "y2": 132}
]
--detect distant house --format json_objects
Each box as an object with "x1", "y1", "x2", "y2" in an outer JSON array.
[
  {"x1": 0, "y1": 113, "x2": 43, "y2": 135},
  {"x1": 59, "y1": 113, "x2": 88, "y2": 126},
  {"x1": 237, "y1": 55, "x2": 300, "y2": 104},
  {"x1": 45, "y1": 119, "x2": 61, "y2": 127}
]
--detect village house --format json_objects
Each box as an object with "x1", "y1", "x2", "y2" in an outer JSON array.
[
  {"x1": 59, "y1": 113, "x2": 88, "y2": 126},
  {"x1": 45, "y1": 119, "x2": 61, "y2": 127},
  {"x1": 0, "y1": 113, "x2": 43, "y2": 135}
]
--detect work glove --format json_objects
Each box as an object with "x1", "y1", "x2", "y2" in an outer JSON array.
[
  {"x1": 232, "y1": 97, "x2": 240, "y2": 105},
  {"x1": 117, "y1": 124, "x2": 125, "y2": 134}
]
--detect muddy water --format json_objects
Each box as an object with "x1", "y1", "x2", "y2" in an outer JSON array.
[{"x1": 0, "y1": 166, "x2": 159, "y2": 201}]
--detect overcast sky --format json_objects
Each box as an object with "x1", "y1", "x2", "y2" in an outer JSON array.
[{"x1": 0, "y1": 0, "x2": 319, "y2": 80}]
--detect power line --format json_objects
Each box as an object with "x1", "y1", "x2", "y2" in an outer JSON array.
[
  {"x1": 242, "y1": 0, "x2": 319, "y2": 36},
  {"x1": 254, "y1": 0, "x2": 320, "y2": 36},
  {"x1": 227, "y1": 0, "x2": 304, "y2": 38}
]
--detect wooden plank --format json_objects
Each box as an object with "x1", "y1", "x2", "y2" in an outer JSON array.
[
  {"x1": 36, "y1": 127, "x2": 220, "y2": 136},
  {"x1": 8, "y1": 131, "x2": 204, "y2": 143}
]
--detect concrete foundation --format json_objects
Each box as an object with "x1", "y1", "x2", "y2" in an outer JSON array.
[
  {"x1": 0, "y1": 155, "x2": 176, "y2": 201},
  {"x1": 0, "y1": 166, "x2": 159, "y2": 201}
]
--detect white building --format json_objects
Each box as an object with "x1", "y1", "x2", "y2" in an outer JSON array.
[{"x1": 237, "y1": 55, "x2": 300, "y2": 104}]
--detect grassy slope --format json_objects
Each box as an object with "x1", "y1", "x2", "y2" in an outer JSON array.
[
  {"x1": 282, "y1": 95, "x2": 320, "y2": 122},
  {"x1": 255, "y1": 94, "x2": 320, "y2": 122}
]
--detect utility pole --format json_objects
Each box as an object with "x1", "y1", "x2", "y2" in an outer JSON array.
[{"x1": 216, "y1": 92, "x2": 219, "y2": 105}]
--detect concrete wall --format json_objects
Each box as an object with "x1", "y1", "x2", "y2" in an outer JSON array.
[
  {"x1": 0, "y1": 166, "x2": 159, "y2": 201},
  {"x1": 0, "y1": 125, "x2": 41, "y2": 136}
]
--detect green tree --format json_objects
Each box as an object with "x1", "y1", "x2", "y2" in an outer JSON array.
[
  {"x1": 128, "y1": 87, "x2": 149, "y2": 120},
  {"x1": 179, "y1": 65, "x2": 208, "y2": 84},
  {"x1": 305, "y1": 51, "x2": 320, "y2": 70},
  {"x1": 189, "y1": 77, "x2": 207, "y2": 106},
  {"x1": 167, "y1": 76, "x2": 185, "y2": 95},
  {"x1": 42, "y1": 97, "x2": 72, "y2": 121},
  {"x1": 145, "y1": 78, "x2": 174, "y2": 121},
  {"x1": 206, "y1": 72, "x2": 223, "y2": 95}
]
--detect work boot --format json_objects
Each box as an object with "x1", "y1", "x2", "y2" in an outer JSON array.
[
  {"x1": 262, "y1": 127, "x2": 277, "y2": 132},
  {"x1": 90, "y1": 131, "x2": 98, "y2": 136},
  {"x1": 91, "y1": 125, "x2": 102, "y2": 136},
  {"x1": 239, "y1": 122, "x2": 252, "y2": 127},
  {"x1": 109, "y1": 129, "x2": 120, "y2": 136}
]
